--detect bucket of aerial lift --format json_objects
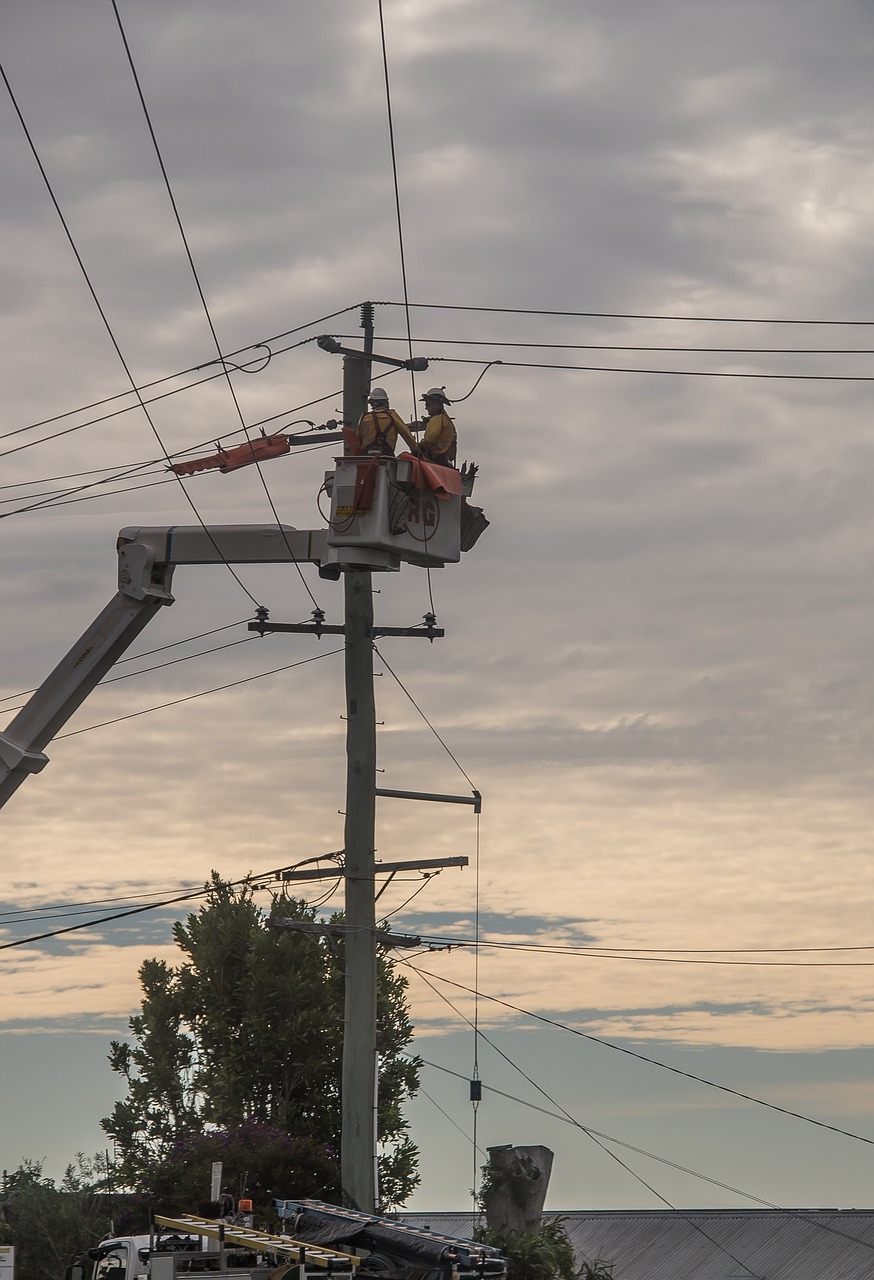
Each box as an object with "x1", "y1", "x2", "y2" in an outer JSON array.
[{"x1": 323, "y1": 454, "x2": 463, "y2": 571}]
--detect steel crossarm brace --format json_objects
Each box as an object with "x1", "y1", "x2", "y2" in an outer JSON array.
[
  {"x1": 376, "y1": 787, "x2": 482, "y2": 813},
  {"x1": 248, "y1": 621, "x2": 444, "y2": 639},
  {"x1": 279, "y1": 855, "x2": 468, "y2": 882}
]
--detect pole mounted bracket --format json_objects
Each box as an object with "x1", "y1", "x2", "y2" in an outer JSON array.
[{"x1": 317, "y1": 335, "x2": 428, "y2": 372}]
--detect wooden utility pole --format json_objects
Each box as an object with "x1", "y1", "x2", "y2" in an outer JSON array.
[
  {"x1": 265, "y1": 307, "x2": 476, "y2": 1211},
  {"x1": 340, "y1": 306, "x2": 378, "y2": 1211}
]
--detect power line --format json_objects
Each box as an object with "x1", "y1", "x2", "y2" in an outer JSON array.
[
  {"x1": 432, "y1": 354, "x2": 874, "y2": 383},
  {"x1": 0, "y1": 859, "x2": 333, "y2": 952},
  {"x1": 376, "y1": 0, "x2": 418, "y2": 420},
  {"x1": 111, "y1": 1, "x2": 322, "y2": 616},
  {"x1": 0, "y1": 618, "x2": 252, "y2": 707},
  {"x1": 381, "y1": 301, "x2": 874, "y2": 326},
  {"x1": 0, "y1": 306, "x2": 357, "y2": 447},
  {"x1": 335, "y1": 333, "x2": 874, "y2": 355},
  {"x1": 2, "y1": 633, "x2": 264, "y2": 718},
  {"x1": 411, "y1": 1055, "x2": 874, "y2": 1258},
  {"x1": 414, "y1": 1053, "x2": 772, "y2": 1204},
  {"x1": 0, "y1": 334, "x2": 337, "y2": 462},
  {"x1": 0, "y1": 634, "x2": 259, "y2": 727},
  {"x1": 373, "y1": 645, "x2": 478, "y2": 791},
  {"x1": 409, "y1": 934, "x2": 874, "y2": 968},
  {"x1": 0, "y1": 56, "x2": 262, "y2": 609},
  {"x1": 0, "y1": 882, "x2": 212, "y2": 925},
  {"x1": 403, "y1": 964, "x2": 874, "y2": 1149},
  {"x1": 376, "y1": 871, "x2": 441, "y2": 925},
  {"x1": 53, "y1": 647, "x2": 344, "y2": 741},
  {"x1": 411, "y1": 970, "x2": 762, "y2": 1275},
  {"x1": 417, "y1": 1081, "x2": 484, "y2": 1153},
  {"x1": 0, "y1": 397, "x2": 339, "y2": 519}
]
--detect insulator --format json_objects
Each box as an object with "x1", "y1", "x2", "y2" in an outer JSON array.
[
  {"x1": 470, "y1": 1079, "x2": 482, "y2": 1102},
  {"x1": 360, "y1": 301, "x2": 375, "y2": 330}
]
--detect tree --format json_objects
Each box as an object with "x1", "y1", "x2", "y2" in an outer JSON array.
[
  {"x1": 0, "y1": 1156, "x2": 114, "y2": 1280},
  {"x1": 103, "y1": 877, "x2": 420, "y2": 1210},
  {"x1": 477, "y1": 1219, "x2": 614, "y2": 1280}
]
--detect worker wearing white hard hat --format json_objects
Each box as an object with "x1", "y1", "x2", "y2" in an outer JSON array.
[
  {"x1": 418, "y1": 388, "x2": 457, "y2": 467},
  {"x1": 357, "y1": 387, "x2": 419, "y2": 456}
]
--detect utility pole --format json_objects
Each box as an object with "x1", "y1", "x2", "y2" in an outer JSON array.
[
  {"x1": 267, "y1": 309, "x2": 481, "y2": 1212},
  {"x1": 341, "y1": 305, "x2": 377, "y2": 1211}
]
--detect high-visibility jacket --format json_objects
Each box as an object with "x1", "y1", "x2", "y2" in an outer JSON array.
[
  {"x1": 419, "y1": 410, "x2": 457, "y2": 466},
  {"x1": 357, "y1": 408, "x2": 418, "y2": 456}
]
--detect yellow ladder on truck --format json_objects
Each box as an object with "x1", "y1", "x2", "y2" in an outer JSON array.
[{"x1": 153, "y1": 1216, "x2": 360, "y2": 1271}]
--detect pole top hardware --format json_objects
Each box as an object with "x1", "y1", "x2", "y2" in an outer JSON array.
[{"x1": 317, "y1": 334, "x2": 428, "y2": 372}]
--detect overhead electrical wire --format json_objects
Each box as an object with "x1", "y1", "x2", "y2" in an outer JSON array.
[
  {"x1": 52, "y1": 647, "x2": 344, "y2": 742},
  {"x1": 0, "y1": 306, "x2": 358, "y2": 447},
  {"x1": 0, "y1": 859, "x2": 335, "y2": 953},
  {"x1": 0, "y1": 887, "x2": 209, "y2": 927},
  {"x1": 0, "y1": 631, "x2": 266, "y2": 718},
  {"x1": 414, "y1": 1054, "x2": 773, "y2": 1205},
  {"x1": 402, "y1": 964, "x2": 874, "y2": 1149},
  {"x1": 0, "y1": 399, "x2": 340, "y2": 520},
  {"x1": 432, "y1": 355, "x2": 874, "y2": 383},
  {"x1": 406, "y1": 933, "x2": 874, "y2": 968},
  {"x1": 375, "y1": 871, "x2": 442, "y2": 925},
  {"x1": 373, "y1": 645, "x2": 478, "y2": 792},
  {"x1": 411, "y1": 972, "x2": 766, "y2": 1277},
  {"x1": 110, "y1": 1, "x2": 322, "y2": 616},
  {"x1": 417, "y1": 1083, "x2": 484, "y2": 1153},
  {"x1": 334, "y1": 333, "x2": 874, "y2": 356},
  {"x1": 0, "y1": 58, "x2": 262, "y2": 609},
  {"x1": 381, "y1": 301, "x2": 874, "y2": 326},
  {"x1": 6, "y1": 295, "x2": 874, "y2": 462},
  {"x1": 411, "y1": 1054, "x2": 874, "y2": 1258},
  {"x1": 1, "y1": 436, "x2": 338, "y2": 519},
  {"x1": 376, "y1": 0, "x2": 418, "y2": 420},
  {"x1": 411, "y1": 990, "x2": 874, "y2": 1261},
  {"x1": 0, "y1": 337, "x2": 337, "y2": 465},
  {"x1": 0, "y1": 618, "x2": 252, "y2": 708}
]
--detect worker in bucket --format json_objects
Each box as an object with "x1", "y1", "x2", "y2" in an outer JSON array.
[
  {"x1": 357, "y1": 387, "x2": 419, "y2": 456},
  {"x1": 418, "y1": 388, "x2": 457, "y2": 467}
]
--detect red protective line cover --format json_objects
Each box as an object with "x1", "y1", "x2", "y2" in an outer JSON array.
[{"x1": 398, "y1": 453, "x2": 462, "y2": 499}]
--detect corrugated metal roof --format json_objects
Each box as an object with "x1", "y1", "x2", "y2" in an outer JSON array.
[{"x1": 399, "y1": 1209, "x2": 874, "y2": 1280}]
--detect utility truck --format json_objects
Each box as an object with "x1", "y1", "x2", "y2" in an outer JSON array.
[{"x1": 72, "y1": 1202, "x2": 506, "y2": 1280}]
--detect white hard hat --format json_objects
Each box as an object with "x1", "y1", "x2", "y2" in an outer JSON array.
[
  {"x1": 421, "y1": 386, "x2": 450, "y2": 405},
  {"x1": 369, "y1": 387, "x2": 389, "y2": 404}
]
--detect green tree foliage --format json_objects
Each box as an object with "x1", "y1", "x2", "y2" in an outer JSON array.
[
  {"x1": 102, "y1": 877, "x2": 420, "y2": 1210},
  {"x1": 477, "y1": 1219, "x2": 614, "y2": 1280},
  {"x1": 146, "y1": 1123, "x2": 338, "y2": 1219},
  {"x1": 0, "y1": 1157, "x2": 114, "y2": 1280}
]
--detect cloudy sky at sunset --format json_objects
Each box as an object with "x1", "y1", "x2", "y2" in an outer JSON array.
[{"x1": 4, "y1": 0, "x2": 874, "y2": 1216}]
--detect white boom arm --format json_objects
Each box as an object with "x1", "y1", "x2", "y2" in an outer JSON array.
[
  {"x1": 0, "y1": 454, "x2": 487, "y2": 809},
  {"x1": 0, "y1": 523, "x2": 326, "y2": 808}
]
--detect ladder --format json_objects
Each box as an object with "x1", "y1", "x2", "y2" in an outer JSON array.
[{"x1": 153, "y1": 1216, "x2": 359, "y2": 1273}]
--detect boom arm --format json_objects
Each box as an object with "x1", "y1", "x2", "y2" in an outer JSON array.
[
  {"x1": 0, "y1": 452, "x2": 487, "y2": 809},
  {"x1": 0, "y1": 523, "x2": 325, "y2": 808}
]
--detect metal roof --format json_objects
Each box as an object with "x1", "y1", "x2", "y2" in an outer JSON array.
[{"x1": 400, "y1": 1209, "x2": 874, "y2": 1280}]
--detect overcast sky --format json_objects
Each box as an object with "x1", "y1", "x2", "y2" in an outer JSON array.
[{"x1": 4, "y1": 0, "x2": 874, "y2": 1219}]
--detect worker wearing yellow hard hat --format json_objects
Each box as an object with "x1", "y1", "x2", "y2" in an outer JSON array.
[
  {"x1": 357, "y1": 388, "x2": 419, "y2": 456},
  {"x1": 418, "y1": 388, "x2": 457, "y2": 468}
]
